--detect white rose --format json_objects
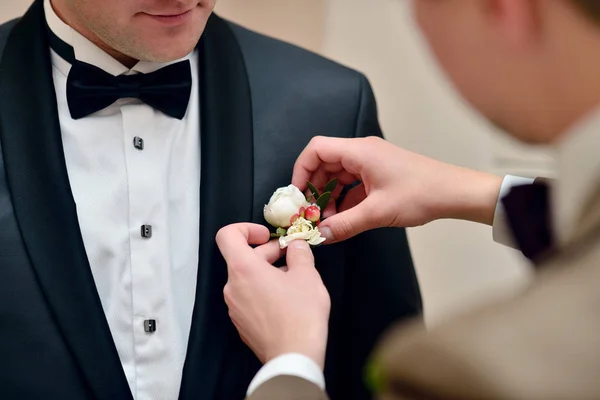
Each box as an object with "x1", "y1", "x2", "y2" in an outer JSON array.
[
  {"x1": 279, "y1": 217, "x2": 326, "y2": 249},
  {"x1": 263, "y1": 184, "x2": 310, "y2": 228}
]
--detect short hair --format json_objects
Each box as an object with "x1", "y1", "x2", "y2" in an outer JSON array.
[{"x1": 572, "y1": 0, "x2": 600, "y2": 22}]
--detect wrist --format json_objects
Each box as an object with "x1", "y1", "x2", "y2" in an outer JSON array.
[
  {"x1": 266, "y1": 332, "x2": 328, "y2": 370},
  {"x1": 429, "y1": 166, "x2": 502, "y2": 225},
  {"x1": 266, "y1": 347, "x2": 326, "y2": 370}
]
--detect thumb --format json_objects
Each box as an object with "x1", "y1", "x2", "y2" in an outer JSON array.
[
  {"x1": 286, "y1": 240, "x2": 315, "y2": 272},
  {"x1": 318, "y1": 198, "x2": 379, "y2": 243}
]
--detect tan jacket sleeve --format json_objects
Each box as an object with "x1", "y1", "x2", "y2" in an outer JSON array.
[
  {"x1": 372, "y1": 240, "x2": 600, "y2": 400},
  {"x1": 247, "y1": 375, "x2": 330, "y2": 400}
]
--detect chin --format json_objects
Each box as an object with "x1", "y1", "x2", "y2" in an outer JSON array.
[
  {"x1": 136, "y1": 33, "x2": 202, "y2": 62},
  {"x1": 130, "y1": 12, "x2": 209, "y2": 61},
  {"x1": 150, "y1": 46, "x2": 197, "y2": 62}
]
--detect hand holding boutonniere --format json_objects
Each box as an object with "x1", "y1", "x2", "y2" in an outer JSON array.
[{"x1": 263, "y1": 179, "x2": 338, "y2": 249}]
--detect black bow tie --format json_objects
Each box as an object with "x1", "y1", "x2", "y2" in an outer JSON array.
[
  {"x1": 502, "y1": 180, "x2": 555, "y2": 263},
  {"x1": 48, "y1": 27, "x2": 192, "y2": 120}
]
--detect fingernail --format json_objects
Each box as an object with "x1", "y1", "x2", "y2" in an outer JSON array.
[{"x1": 319, "y1": 227, "x2": 334, "y2": 242}]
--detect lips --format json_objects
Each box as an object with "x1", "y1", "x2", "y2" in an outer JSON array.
[
  {"x1": 141, "y1": 8, "x2": 195, "y2": 25},
  {"x1": 147, "y1": 9, "x2": 192, "y2": 18}
]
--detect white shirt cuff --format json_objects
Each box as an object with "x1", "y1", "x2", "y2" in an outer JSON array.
[
  {"x1": 492, "y1": 175, "x2": 535, "y2": 248},
  {"x1": 246, "y1": 353, "x2": 325, "y2": 396}
]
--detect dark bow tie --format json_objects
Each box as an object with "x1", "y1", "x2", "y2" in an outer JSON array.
[
  {"x1": 47, "y1": 27, "x2": 192, "y2": 120},
  {"x1": 502, "y1": 180, "x2": 555, "y2": 262}
]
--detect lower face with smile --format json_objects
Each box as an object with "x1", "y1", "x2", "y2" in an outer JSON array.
[
  {"x1": 50, "y1": 0, "x2": 216, "y2": 63},
  {"x1": 124, "y1": 1, "x2": 215, "y2": 61}
]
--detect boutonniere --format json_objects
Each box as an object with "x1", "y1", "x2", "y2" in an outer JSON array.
[{"x1": 263, "y1": 179, "x2": 338, "y2": 249}]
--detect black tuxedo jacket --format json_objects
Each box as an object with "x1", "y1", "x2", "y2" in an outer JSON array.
[{"x1": 0, "y1": 1, "x2": 422, "y2": 399}]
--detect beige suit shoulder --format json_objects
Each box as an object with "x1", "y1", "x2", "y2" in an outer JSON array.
[{"x1": 375, "y1": 234, "x2": 600, "y2": 400}]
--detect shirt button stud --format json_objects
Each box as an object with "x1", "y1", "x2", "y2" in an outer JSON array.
[
  {"x1": 133, "y1": 136, "x2": 144, "y2": 150},
  {"x1": 141, "y1": 224, "x2": 152, "y2": 238},
  {"x1": 144, "y1": 319, "x2": 156, "y2": 333}
]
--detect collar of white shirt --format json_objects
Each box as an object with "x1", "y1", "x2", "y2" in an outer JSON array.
[
  {"x1": 43, "y1": 0, "x2": 194, "y2": 78},
  {"x1": 553, "y1": 107, "x2": 600, "y2": 245}
]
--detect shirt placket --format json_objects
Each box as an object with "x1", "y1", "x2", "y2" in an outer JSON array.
[{"x1": 121, "y1": 101, "x2": 171, "y2": 399}]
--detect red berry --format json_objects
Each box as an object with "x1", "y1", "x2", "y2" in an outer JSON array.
[
  {"x1": 305, "y1": 206, "x2": 320, "y2": 222},
  {"x1": 298, "y1": 207, "x2": 306, "y2": 218},
  {"x1": 290, "y1": 213, "x2": 300, "y2": 225}
]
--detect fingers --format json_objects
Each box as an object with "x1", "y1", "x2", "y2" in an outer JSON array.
[
  {"x1": 305, "y1": 167, "x2": 330, "y2": 196},
  {"x1": 321, "y1": 183, "x2": 366, "y2": 219},
  {"x1": 304, "y1": 169, "x2": 358, "y2": 208},
  {"x1": 216, "y1": 223, "x2": 271, "y2": 265},
  {"x1": 318, "y1": 197, "x2": 379, "y2": 243},
  {"x1": 338, "y1": 184, "x2": 367, "y2": 212},
  {"x1": 292, "y1": 136, "x2": 362, "y2": 189},
  {"x1": 285, "y1": 240, "x2": 315, "y2": 273},
  {"x1": 253, "y1": 240, "x2": 285, "y2": 264}
]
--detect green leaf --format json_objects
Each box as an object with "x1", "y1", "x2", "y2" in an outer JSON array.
[
  {"x1": 323, "y1": 178, "x2": 338, "y2": 195},
  {"x1": 365, "y1": 354, "x2": 387, "y2": 394},
  {"x1": 271, "y1": 227, "x2": 287, "y2": 238},
  {"x1": 316, "y1": 191, "x2": 332, "y2": 211},
  {"x1": 306, "y1": 181, "x2": 320, "y2": 202}
]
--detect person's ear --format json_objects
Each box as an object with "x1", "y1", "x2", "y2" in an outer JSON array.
[{"x1": 484, "y1": 0, "x2": 543, "y2": 50}]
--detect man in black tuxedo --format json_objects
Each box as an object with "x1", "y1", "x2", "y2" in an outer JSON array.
[{"x1": 0, "y1": 0, "x2": 422, "y2": 399}]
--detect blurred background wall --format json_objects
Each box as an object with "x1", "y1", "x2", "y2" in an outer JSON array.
[
  {"x1": 1, "y1": 0, "x2": 555, "y2": 326},
  {"x1": 0, "y1": 0, "x2": 30, "y2": 20}
]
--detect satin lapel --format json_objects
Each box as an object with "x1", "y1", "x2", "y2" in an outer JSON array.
[
  {"x1": 0, "y1": 2, "x2": 131, "y2": 399},
  {"x1": 179, "y1": 14, "x2": 255, "y2": 400}
]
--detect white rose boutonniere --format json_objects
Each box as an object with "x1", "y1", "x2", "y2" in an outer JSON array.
[
  {"x1": 263, "y1": 185, "x2": 309, "y2": 228},
  {"x1": 263, "y1": 179, "x2": 338, "y2": 249}
]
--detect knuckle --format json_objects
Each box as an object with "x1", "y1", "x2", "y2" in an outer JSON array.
[
  {"x1": 223, "y1": 283, "x2": 232, "y2": 297},
  {"x1": 363, "y1": 135, "x2": 382, "y2": 145},
  {"x1": 317, "y1": 286, "x2": 331, "y2": 308},
  {"x1": 215, "y1": 225, "x2": 234, "y2": 244},
  {"x1": 310, "y1": 135, "x2": 327, "y2": 148},
  {"x1": 321, "y1": 294, "x2": 331, "y2": 309},
  {"x1": 362, "y1": 136, "x2": 384, "y2": 151},
  {"x1": 215, "y1": 228, "x2": 226, "y2": 244},
  {"x1": 223, "y1": 285, "x2": 232, "y2": 304}
]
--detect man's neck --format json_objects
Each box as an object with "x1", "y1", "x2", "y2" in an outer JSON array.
[
  {"x1": 541, "y1": 8, "x2": 600, "y2": 144},
  {"x1": 546, "y1": 74, "x2": 600, "y2": 145},
  {"x1": 49, "y1": 0, "x2": 138, "y2": 68}
]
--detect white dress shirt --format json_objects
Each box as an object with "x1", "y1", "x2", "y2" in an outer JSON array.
[
  {"x1": 247, "y1": 108, "x2": 600, "y2": 396},
  {"x1": 44, "y1": 1, "x2": 200, "y2": 399}
]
